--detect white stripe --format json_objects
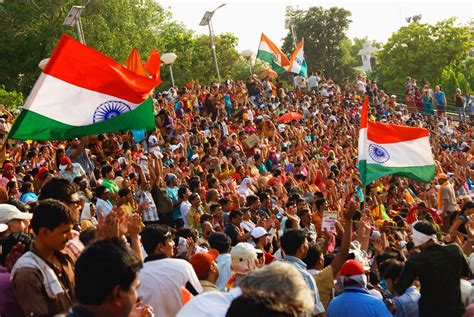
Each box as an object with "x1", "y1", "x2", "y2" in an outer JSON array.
[
  {"x1": 23, "y1": 73, "x2": 139, "y2": 126},
  {"x1": 358, "y1": 128, "x2": 367, "y2": 162},
  {"x1": 360, "y1": 136, "x2": 434, "y2": 167},
  {"x1": 290, "y1": 47, "x2": 303, "y2": 74},
  {"x1": 258, "y1": 40, "x2": 273, "y2": 54}
]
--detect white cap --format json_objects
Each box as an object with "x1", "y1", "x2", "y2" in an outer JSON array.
[
  {"x1": 251, "y1": 227, "x2": 272, "y2": 239},
  {"x1": 230, "y1": 242, "x2": 258, "y2": 261},
  {"x1": 0, "y1": 223, "x2": 7, "y2": 233},
  {"x1": 191, "y1": 154, "x2": 199, "y2": 162},
  {"x1": 0, "y1": 204, "x2": 33, "y2": 224},
  {"x1": 170, "y1": 143, "x2": 182, "y2": 152}
]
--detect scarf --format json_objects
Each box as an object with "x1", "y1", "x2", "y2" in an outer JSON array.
[{"x1": 437, "y1": 180, "x2": 449, "y2": 211}]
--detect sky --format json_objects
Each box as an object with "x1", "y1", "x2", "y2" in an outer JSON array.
[{"x1": 158, "y1": 0, "x2": 473, "y2": 52}]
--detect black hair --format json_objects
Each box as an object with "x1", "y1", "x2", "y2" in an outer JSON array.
[
  {"x1": 208, "y1": 232, "x2": 231, "y2": 254},
  {"x1": 315, "y1": 198, "x2": 326, "y2": 211},
  {"x1": 39, "y1": 177, "x2": 77, "y2": 203},
  {"x1": 246, "y1": 195, "x2": 259, "y2": 207},
  {"x1": 460, "y1": 201, "x2": 474, "y2": 215},
  {"x1": 6, "y1": 180, "x2": 16, "y2": 191},
  {"x1": 101, "y1": 165, "x2": 113, "y2": 178},
  {"x1": 229, "y1": 210, "x2": 243, "y2": 221},
  {"x1": 140, "y1": 224, "x2": 172, "y2": 255},
  {"x1": 303, "y1": 243, "x2": 322, "y2": 269},
  {"x1": 20, "y1": 181, "x2": 34, "y2": 195},
  {"x1": 118, "y1": 188, "x2": 131, "y2": 197},
  {"x1": 381, "y1": 259, "x2": 404, "y2": 281},
  {"x1": 178, "y1": 186, "x2": 188, "y2": 199},
  {"x1": 95, "y1": 185, "x2": 109, "y2": 198},
  {"x1": 413, "y1": 221, "x2": 437, "y2": 236},
  {"x1": 30, "y1": 199, "x2": 76, "y2": 235},
  {"x1": 280, "y1": 229, "x2": 307, "y2": 256},
  {"x1": 74, "y1": 238, "x2": 142, "y2": 305},
  {"x1": 200, "y1": 213, "x2": 213, "y2": 225},
  {"x1": 226, "y1": 293, "x2": 293, "y2": 317},
  {"x1": 209, "y1": 203, "x2": 221, "y2": 214}
]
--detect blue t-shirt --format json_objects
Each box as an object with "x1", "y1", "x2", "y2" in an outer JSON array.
[{"x1": 166, "y1": 186, "x2": 181, "y2": 221}]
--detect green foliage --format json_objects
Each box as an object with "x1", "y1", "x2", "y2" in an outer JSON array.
[
  {"x1": 440, "y1": 66, "x2": 471, "y2": 100},
  {"x1": 0, "y1": 0, "x2": 243, "y2": 93},
  {"x1": 282, "y1": 6, "x2": 354, "y2": 82},
  {"x1": 375, "y1": 18, "x2": 472, "y2": 93},
  {"x1": 0, "y1": 85, "x2": 24, "y2": 112}
]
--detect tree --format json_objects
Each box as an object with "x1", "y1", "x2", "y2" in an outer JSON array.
[
  {"x1": 0, "y1": 85, "x2": 24, "y2": 112},
  {"x1": 282, "y1": 6, "x2": 353, "y2": 82},
  {"x1": 0, "y1": 1, "x2": 246, "y2": 96},
  {"x1": 0, "y1": 0, "x2": 167, "y2": 95},
  {"x1": 375, "y1": 18, "x2": 472, "y2": 94}
]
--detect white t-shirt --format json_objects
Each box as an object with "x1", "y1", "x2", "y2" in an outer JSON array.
[
  {"x1": 177, "y1": 287, "x2": 242, "y2": 317},
  {"x1": 308, "y1": 75, "x2": 319, "y2": 88},
  {"x1": 138, "y1": 258, "x2": 203, "y2": 317},
  {"x1": 357, "y1": 80, "x2": 366, "y2": 93},
  {"x1": 180, "y1": 201, "x2": 191, "y2": 228}
]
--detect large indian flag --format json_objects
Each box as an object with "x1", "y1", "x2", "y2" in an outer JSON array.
[
  {"x1": 358, "y1": 96, "x2": 435, "y2": 185},
  {"x1": 256, "y1": 33, "x2": 290, "y2": 75},
  {"x1": 9, "y1": 34, "x2": 160, "y2": 140}
]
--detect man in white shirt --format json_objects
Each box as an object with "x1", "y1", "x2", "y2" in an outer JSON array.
[
  {"x1": 139, "y1": 225, "x2": 203, "y2": 317},
  {"x1": 179, "y1": 186, "x2": 191, "y2": 228},
  {"x1": 308, "y1": 72, "x2": 319, "y2": 92}
]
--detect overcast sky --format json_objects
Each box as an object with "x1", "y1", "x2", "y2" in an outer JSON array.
[{"x1": 158, "y1": 0, "x2": 472, "y2": 53}]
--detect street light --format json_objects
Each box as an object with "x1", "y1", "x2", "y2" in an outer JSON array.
[
  {"x1": 161, "y1": 53, "x2": 177, "y2": 87},
  {"x1": 199, "y1": 3, "x2": 226, "y2": 84},
  {"x1": 240, "y1": 49, "x2": 254, "y2": 75},
  {"x1": 63, "y1": 1, "x2": 91, "y2": 44}
]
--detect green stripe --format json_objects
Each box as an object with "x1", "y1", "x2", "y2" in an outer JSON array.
[
  {"x1": 256, "y1": 50, "x2": 288, "y2": 74},
  {"x1": 8, "y1": 98, "x2": 155, "y2": 140},
  {"x1": 359, "y1": 160, "x2": 435, "y2": 185}
]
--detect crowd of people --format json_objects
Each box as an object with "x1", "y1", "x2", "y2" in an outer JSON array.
[{"x1": 0, "y1": 71, "x2": 473, "y2": 317}]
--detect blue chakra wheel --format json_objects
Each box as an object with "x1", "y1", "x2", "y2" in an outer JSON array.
[
  {"x1": 93, "y1": 101, "x2": 131, "y2": 123},
  {"x1": 368, "y1": 144, "x2": 390, "y2": 164}
]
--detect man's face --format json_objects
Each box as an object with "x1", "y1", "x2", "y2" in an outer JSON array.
[
  {"x1": 42, "y1": 223, "x2": 74, "y2": 251},
  {"x1": 232, "y1": 215, "x2": 243, "y2": 226},
  {"x1": 159, "y1": 237, "x2": 175, "y2": 258},
  {"x1": 117, "y1": 275, "x2": 139, "y2": 317},
  {"x1": 191, "y1": 196, "x2": 201, "y2": 208}
]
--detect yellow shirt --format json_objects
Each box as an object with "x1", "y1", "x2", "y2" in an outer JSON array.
[{"x1": 311, "y1": 266, "x2": 334, "y2": 308}]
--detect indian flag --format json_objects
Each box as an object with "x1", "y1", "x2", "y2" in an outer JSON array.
[
  {"x1": 256, "y1": 33, "x2": 290, "y2": 75},
  {"x1": 358, "y1": 96, "x2": 435, "y2": 185},
  {"x1": 8, "y1": 34, "x2": 160, "y2": 140},
  {"x1": 289, "y1": 38, "x2": 307, "y2": 77}
]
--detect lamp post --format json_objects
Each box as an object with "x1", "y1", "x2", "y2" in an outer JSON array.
[
  {"x1": 240, "y1": 49, "x2": 254, "y2": 75},
  {"x1": 161, "y1": 53, "x2": 177, "y2": 87},
  {"x1": 63, "y1": 1, "x2": 91, "y2": 44},
  {"x1": 199, "y1": 4, "x2": 226, "y2": 84}
]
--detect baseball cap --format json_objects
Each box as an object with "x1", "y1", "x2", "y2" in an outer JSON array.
[
  {"x1": 59, "y1": 156, "x2": 72, "y2": 170},
  {"x1": 251, "y1": 227, "x2": 272, "y2": 239},
  {"x1": 340, "y1": 259, "x2": 365, "y2": 276},
  {"x1": 191, "y1": 154, "x2": 200, "y2": 162},
  {"x1": 189, "y1": 249, "x2": 219, "y2": 280},
  {"x1": 0, "y1": 223, "x2": 7, "y2": 233},
  {"x1": 0, "y1": 204, "x2": 33, "y2": 224},
  {"x1": 230, "y1": 242, "x2": 258, "y2": 261}
]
